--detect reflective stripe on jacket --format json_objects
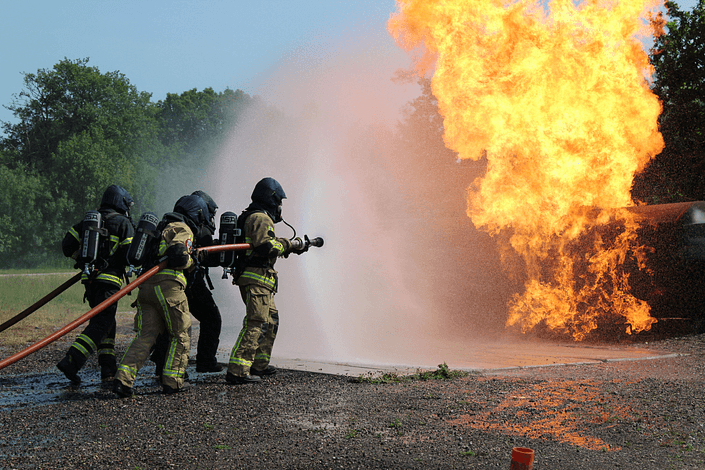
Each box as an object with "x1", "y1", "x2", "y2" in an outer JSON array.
[
  {"x1": 64, "y1": 209, "x2": 135, "y2": 288},
  {"x1": 235, "y1": 212, "x2": 291, "y2": 293},
  {"x1": 150, "y1": 221, "x2": 194, "y2": 288}
]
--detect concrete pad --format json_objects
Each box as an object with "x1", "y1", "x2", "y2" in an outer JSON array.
[
  {"x1": 270, "y1": 358, "x2": 419, "y2": 377},
  {"x1": 215, "y1": 338, "x2": 676, "y2": 378}
]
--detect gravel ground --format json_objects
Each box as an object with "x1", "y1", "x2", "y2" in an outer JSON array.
[{"x1": 1, "y1": 324, "x2": 705, "y2": 469}]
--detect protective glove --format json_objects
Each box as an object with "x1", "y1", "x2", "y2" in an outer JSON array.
[
  {"x1": 195, "y1": 248, "x2": 221, "y2": 267},
  {"x1": 290, "y1": 237, "x2": 309, "y2": 255},
  {"x1": 194, "y1": 248, "x2": 207, "y2": 263},
  {"x1": 165, "y1": 243, "x2": 190, "y2": 268}
]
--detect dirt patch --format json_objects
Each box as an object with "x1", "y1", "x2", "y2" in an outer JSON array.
[{"x1": 1, "y1": 325, "x2": 705, "y2": 469}]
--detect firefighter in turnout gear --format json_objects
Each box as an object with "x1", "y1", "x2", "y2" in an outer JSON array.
[
  {"x1": 113, "y1": 194, "x2": 209, "y2": 397},
  {"x1": 225, "y1": 177, "x2": 305, "y2": 385},
  {"x1": 151, "y1": 190, "x2": 225, "y2": 374},
  {"x1": 57, "y1": 185, "x2": 135, "y2": 385}
]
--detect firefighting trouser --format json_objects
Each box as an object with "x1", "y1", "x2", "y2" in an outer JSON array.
[
  {"x1": 227, "y1": 284, "x2": 279, "y2": 377},
  {"x1": 152, "y1": 272, "x2": 222, "y2": 370},
  {"x1": 115, "y1": 279, "x2": 191, "y2": 390},
  {"x1": 65, "y1": 281, "x2": 118, "y2": 379}
]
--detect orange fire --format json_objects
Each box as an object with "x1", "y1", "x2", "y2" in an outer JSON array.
[{"x1": 388, "y1": 0, "x2": 665, "y2": 339}]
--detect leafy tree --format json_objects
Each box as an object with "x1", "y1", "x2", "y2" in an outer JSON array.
[
  {"x1": 148, "y1": 87, "x2": 262, "y2": 212},
  {"x1": 0, "y1": 58, "x2": 277, "y2": 268},
  {"x1": 0, "y1": 154, "x2": 67, "y2": 265},
  {"x1": 0, "y1": 58, "x2": 159, "y2": 266},
  {"x1": 633, "y1": 0, "x2": 705, "y2": 203},
  {"x1": 156, "y1": 87, "x2": 252, "y2": 155},
  {"x1": 3, "y1": 58, "x2": 157, "y2": 176}
]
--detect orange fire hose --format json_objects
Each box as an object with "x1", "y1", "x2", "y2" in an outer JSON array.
[
  {"x1": 0, "y1": 272, "x2": 82, "y2": 333},
  {"x1": 0, "y1": 243, "x2": 250, "y2": 371}
]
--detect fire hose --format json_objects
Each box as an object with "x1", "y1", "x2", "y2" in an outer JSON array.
[
  {"x1": 0, "y1": 243, "x2": 250, "y2": 371},
  {"x1": 0, "y1": 272, "x2": 82, "y2": 333}
]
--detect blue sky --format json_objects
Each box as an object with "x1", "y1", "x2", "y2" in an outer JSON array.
[
  {"x1": 0, "y1": 0, "x2": 699, "y2": 132},
  {"x1": 0, "y1": 0, "x2": 401, "y2": 130}
]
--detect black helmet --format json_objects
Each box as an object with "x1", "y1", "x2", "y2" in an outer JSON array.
[
  {"x1": 173, "y1": 194, "x2": 209, "y2": 231},
  {"x1": 192, "y1": 190, "x2": 218, "y2": 234},
  {"x1": 191, "y1": 190, "x2": 218, "y2": 215},
  {"x1": 100, "y1": 185, "x2": 134, "y2": 215},
  {"x1": 251, "y1": 177, "x2": 286, "y2": 222}
]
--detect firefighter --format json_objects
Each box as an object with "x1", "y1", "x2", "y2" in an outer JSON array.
[
  {"x1": 151, "y1": 190, "x2": 224, "y2": 374},
  {"x1": 57, "y1": 185, "x2": 135, "y2": 385},
  {"x1": 225, "y1": 177, "x2": 307, "y2": 384},
  {"x1": 113, "y1": 194, "x2": 209, "y2": 397}
]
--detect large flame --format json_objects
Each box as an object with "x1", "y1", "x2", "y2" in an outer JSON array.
[{"x1": 389, "y1": 0, "x2": 665, "y2": 340}]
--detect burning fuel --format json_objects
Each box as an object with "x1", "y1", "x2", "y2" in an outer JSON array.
[{"x1": 389, "y1": 0, "x2": 666, "y2": 340}]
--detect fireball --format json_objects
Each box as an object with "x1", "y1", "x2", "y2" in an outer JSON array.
[{"x1": 389, "y1": 0, "x2": 665, "y2": 339}]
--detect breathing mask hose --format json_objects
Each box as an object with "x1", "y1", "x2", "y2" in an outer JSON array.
[
  {"x1": 281, "y1": 218, "x2": 324, "y2": 252},
  {"x1": 282, "y1": 218, "x2": 296, "y2": 237}
]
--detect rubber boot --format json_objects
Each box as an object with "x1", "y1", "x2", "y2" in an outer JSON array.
[
  {"x1": 113, "y1": 379, "x2": 134, "y2": 398},
  {"x1": 251, "y1": 366, "x2": 277, "y2": 377},
  {"x1": 57, "y1": 350, "x2": 85, "y2": 385},
  {"x1": 196, "y1": 362, "x2": 224, "y2": 373},
  {"x1": 99, "y1": 355, "x2": 118, "y2": 382},
  {"x1": 225, "y1": 372, "x2": 261, "y2": 384}
]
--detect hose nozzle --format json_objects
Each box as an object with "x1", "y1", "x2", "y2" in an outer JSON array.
[{"x1": 305, "y1": 235, "x2": 324, "y2": 248}]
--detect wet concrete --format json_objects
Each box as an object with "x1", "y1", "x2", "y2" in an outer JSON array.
[{"x1": 262, "y1": 340, "x2": 676, "y2": 377}]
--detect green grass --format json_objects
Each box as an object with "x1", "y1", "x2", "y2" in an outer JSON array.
[
  {"x1": 1, "y1": 267, "x2": 75, "y2": 275},
  {"x1": 0, "y1": 269, "x2": 87, "y2": 345}
]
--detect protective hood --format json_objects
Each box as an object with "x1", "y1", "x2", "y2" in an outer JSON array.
[
  {"x1": 192, "y1": 190, "x2": 218, "y2": 234},
  {"x1": 173, "y1": 194, "x2": 209, "y2": 233},
  {"x1": 250, "y1": 177, "x2": 286, "y2": 223},
  {"x1": 100, "y1": 185, "x2": 134, "y2": 215}
]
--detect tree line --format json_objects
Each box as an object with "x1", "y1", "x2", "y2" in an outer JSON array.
[
  {"x1": 0, "y1": 58, "x2": 269, "y2": 267},
  {"x1": 1, "y1": 0, "x2": 702, "y2": 269},
  {"x1": 632, "y1": 0, "x2": 705, "y2": 203}
]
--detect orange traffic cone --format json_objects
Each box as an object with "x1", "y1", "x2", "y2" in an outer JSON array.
[{"x1": 509, "y1": 447, "x2": 534, "y2": 470}]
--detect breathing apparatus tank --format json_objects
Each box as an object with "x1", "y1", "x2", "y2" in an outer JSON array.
[
  {"x1": 218, "y1": 211, "x2": 240, "y2": 278},
  {"x1": 78, "y1": 210, "x2": 104, "y2": 276},
  {"x1": 126, "y1": 212, "x2": 160, "y2": 275}
]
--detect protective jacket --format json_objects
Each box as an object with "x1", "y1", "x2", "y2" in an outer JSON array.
[
  {"x1": 62, "y1": 208, "x2": 134, "y2": 287},
  {"x1": 235, "y1": 211, "x2": 293, "y2": 293},
  {"x1": 151, "y1": 220, "x2": 195, "y2": 286},
  {"x1": 58, "y1": 207, "x2": 133, "y2": 384}
]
